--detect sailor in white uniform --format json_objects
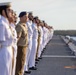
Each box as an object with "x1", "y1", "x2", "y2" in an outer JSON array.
[
  {"x1": 0, "y1": 2, "x2": 14, "y2": 75},
  {"x1": 46, "y1": 26, "x2": 49, "y2": 44},
  {"x1": 29, "y1": 17, "x2": 38, "y2": 69},
  {"x1": 24, "y1": 12, "x2": 33, "y2": 74},
  {"x1": 10, "y1": 11, "x2": 17, "y2": 75},
  {"x1": 43, "y1": 26, "x2": 47, "y2": 49},
  {"x1": 49, "y1": 26, "x2": 54, "y2": 40}
]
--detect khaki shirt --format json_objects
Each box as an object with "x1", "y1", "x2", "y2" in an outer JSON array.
[
  {"x1": 16, "y1": 22, "x2": 28, "y2": 46},
  {"x1": 38, "y1": 26, "x2": 41, "y2": 37}
]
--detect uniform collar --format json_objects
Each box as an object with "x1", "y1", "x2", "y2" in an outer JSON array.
[
  {"x1": 18, "y1": 21, "x2": 26, "y2": 27},
  {"x1": 10, "y1": 23, "x2": 15, "y2": 28},
  {"x1": 1, "y1": 15, "x2": 9, "y2": 24},
  {"x1": 27, "y1": 20, "x2": 32, "y2": 25}
]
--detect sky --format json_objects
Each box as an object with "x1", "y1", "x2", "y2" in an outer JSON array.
[{"x1": 1, "y1": 0, "x2": 76, "y2": 30}]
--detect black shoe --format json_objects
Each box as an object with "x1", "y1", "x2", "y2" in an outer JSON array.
[
  {"x1": 24, "y1": 70, "x2": 31, "y2": 74},
  {"x1": 38, "y1": 57, "x2": 42, "y2": 59},
  {"x1": 35, "y1": 59, "x2": 39, "y2": 61},
  {"x1": 35, "y1": 61, "x2": 38, "y2": 64},
  {"x1": 29, "y1": 67, "x2": 37, "y2": 70},
  {"x1": 44, "y1": 47, "x2": 46, "y2": 49}
]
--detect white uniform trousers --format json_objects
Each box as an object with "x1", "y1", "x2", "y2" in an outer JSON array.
[
  {"x1": 43, "y1": 35, "x2": 45, "y2": 49},
  {"x1": 29, "y1": 39, "x2": 37, "y2": 67},
  {"x1": 24, "y1": 37, "x2": 32, "y2": 71},
  {"x1": 0, "y1": 46, "x2": 12, "y2": 75},
  {"x1": 12, "y1": 45, "x2": 17, "y2": 75},
  {"x1": 44, "y1": 36, "x2": 46, "y2": 48}
]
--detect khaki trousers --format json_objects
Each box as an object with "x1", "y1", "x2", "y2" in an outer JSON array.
[
  {"x1": 15, "y1": 46, "x2": 27, "y2": 75},
  {"x1": 36, "y1": 36, "x2": 41, "y2": 59}
]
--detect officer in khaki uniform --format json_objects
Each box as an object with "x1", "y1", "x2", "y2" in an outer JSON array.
[
  {"x1": 36, "y1": 25, "x2": 41, "y2": 60},
  {"x1": 38, "y1": 22, "x2": 43, "y2": 59},
  {"x1": 35, "y1": 18, "x2": 41, "y2": 60},
  {"x1": 15, "y1": 11, "x2": 28, "y2": 75}
]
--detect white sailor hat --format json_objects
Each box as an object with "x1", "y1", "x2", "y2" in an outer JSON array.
[{"x1": 0, "y1": 2, "x2": 11, "y2": 7}]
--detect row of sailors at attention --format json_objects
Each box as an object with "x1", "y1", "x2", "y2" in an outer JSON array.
[{"x1": 0, "y1": 2, "x2": 54, "y2": 75}]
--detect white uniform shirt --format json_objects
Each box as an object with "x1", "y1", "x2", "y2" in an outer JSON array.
[
  {"x1": 32, "y1": 23, "x2": 38, "y2": 39},
  {"x1": 10, "y1": 23, "x2": 17, "y2": 57},
  {"x1": 11, "y1": 23, "x2": 17, "y2": 46},
  {"x1": 0, "y1": 16, "x2": 13, "y2": 46},
  {"x1": 43, "y1": 27, "x2": 47, "y2": 39},
  {"x1": 26, "y1": 20, "x2": 33, "y2": 39},
  {"x1": 39, "y1": 26, "x2": 43, "y2": 39}
]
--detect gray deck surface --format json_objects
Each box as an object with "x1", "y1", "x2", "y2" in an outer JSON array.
[{"x1": 28, "y1": 35, "x2": 76, "y2": 75}]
